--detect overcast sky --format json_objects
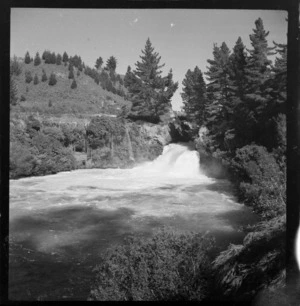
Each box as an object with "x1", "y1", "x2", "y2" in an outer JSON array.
[{"x1": 11, "y1": 9, "x2": 287, "y2": 110}]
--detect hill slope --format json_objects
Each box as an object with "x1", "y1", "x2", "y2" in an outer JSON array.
[{"x1": 12, "y1": 60, "x2": 129, "y2": 118}]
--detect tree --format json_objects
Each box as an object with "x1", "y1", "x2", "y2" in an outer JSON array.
[
  {"x1": 50, "y1": 52, "x2": 57, "y2": 64},
  {"x1": 34, "y1": 52, "x2": 41, "y2": 66},
  {"x1": 10, "y1": 72, "x2": 18, "y2": 105},
  {"x1": 68, "y1": 69, "x2": 74, "y2": 79},
  {"x1": 25, "y1": 71, "x2": 33, "y2": 83},
  {"x1": 33, "y1": 74, "x2": 39, "y2": 85},
  {"x1": 56, "y1": 53, "x2": 62, "y2": 65},
  {"x1": 62, "y1": 51, "x2": 69, "y2": 63},
  {"x1": 125, "y1": 39, "x2": 178, "y2": 122},
  {"x1": 48, "y1": 73, "x2": 57, "y2": 86},
  {"x1": 24, "y1": 51, "x2": 31, "y2": 64},
  {"x1": 41, "y1": 69, "x2": 48, "y2": 82},
  {"x1": 95, "y1": 57, "x2": 103, "y2": 69},
  {"x1": 71, "y1": 79, "x2": 77, "y2": 89},
  {"x1": 105, "y1": 56, "x2": 117, "y2": 71},
  {"x1": 181, "y1": 66, "x2": 207, "y2": 126},
  {"x1": 10, "y1": 56, "x2": 22, "y2": 76}
]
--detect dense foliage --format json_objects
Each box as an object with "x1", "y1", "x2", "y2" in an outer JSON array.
[
  {"x1": 124, "y1": 38, "x2": 178, "y2": 123},
  {"x1": 89, "y1": 228, "x2": 215, "y2": 301}
]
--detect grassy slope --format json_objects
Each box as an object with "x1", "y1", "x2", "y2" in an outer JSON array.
[{"x1": 12, "y1": 61, "x2": 129, "y2": 118}]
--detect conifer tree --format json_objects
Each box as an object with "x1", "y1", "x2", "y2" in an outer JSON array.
[
  {"x1": 106, "y1": 56, "x2": 117, "y2": 71},
  {"x1": 181, "y1": 66, "x2": 207, "y2": 125},
  {"x1": 48, "y1": 73, "x2": 57, "y2": 86},
  {"x1": 62, "y1": 51, "x2": 69, "y2": 63},
  {"x1": 34, "y1": 52, "x2": 41, "y2": 66},
  {"x1": 125, "y1": 39, "x2": 178, "y2": 122},
  {"x1": 68, "y1": 69, "x2": 74, "y2": 79},
  {"x1": 10, "y1": 72, "x2": 18, "y2": 105},
  {"x1": 25, "y1": 71, "x2": 33, "y2": 83},
  {"x1": 50, "y1": 52, "x2": 57, "y2": 64},
  {"x1": 95, "y1": 57, "x2": 103, "y2": 69},
  {"x1": 24, "y1": 51, "x2": 31, "y2": 64},
  {"x1": 33, "y1": 74, "x2": 39, "y2": 85},
  {"x1": 56, "y1": 53, "x2": 62, "y2": 65},
  {"x1": 41, "y1": 69, "x2": 48, "y2": 82},
  {"x1": 71, "y1": 79, "x2": 77, "y2": 89}
]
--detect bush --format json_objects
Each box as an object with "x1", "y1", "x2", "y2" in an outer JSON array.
[
  {"x1": 10, "y1": 56, "x2": 22, "y2": 76},
  {"x1": 20, "y1": 95, "x2": 26, "y2": 102},
  {"x1": 89, "y1": 228, "x2": 215, "y2": 301},
  {"x1": 213, "y1": 216, "x2": 285, "y2": 301},
  {"x1": 230, "y1": 145, "x2": 285, "y2": 219}
]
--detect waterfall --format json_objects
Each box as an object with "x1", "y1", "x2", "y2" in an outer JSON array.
[{"x1": 125, "y1": 124, "x2": 135, "y2": 161}]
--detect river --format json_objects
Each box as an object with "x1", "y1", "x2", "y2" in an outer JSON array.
[{"x1": 9, "y1": 143, "x2": 259, "y2": 301}]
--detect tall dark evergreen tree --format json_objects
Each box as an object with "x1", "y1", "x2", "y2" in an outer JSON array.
[
  {"x1": 41, "y1": 69, "x2": 48, "y2": 82},
  {"x1": 106, "y1": 56, "x2": 117, "y2": 71},
  {"x1": 48, "y1": 73, "x2": 57, "y2": 86},
  {"x1": 95, "y1": 57, "x2": 103, "y2": 69},
  {"x1": 125, "y1": 39, "x2": 178, "y2": 122},
  {"x1": 62, "y1": 51, "x2": 69, "y2": 63},
  {"x1": 56, "y1": 53, "x2": 62, "y2": 65},
  {"x1": 34, "y1": 52, "x2": 41, "y2": 66},
  {"x1": 181, "y1": 66, "x2": 207, "y2": 126},
  {"x1": 33, "y1": 74, "x2": 39, "y2": 85},
  {"x1": 71, "y1": 79, "x2": 77, "y2": 89},
  {"x1": 24, "y1": 51, "x2": 31, "y2": 64}
]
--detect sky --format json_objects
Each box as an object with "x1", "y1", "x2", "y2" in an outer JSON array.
[{"x1": 11, "y1": 9, "x2": 288, "y2": 111}]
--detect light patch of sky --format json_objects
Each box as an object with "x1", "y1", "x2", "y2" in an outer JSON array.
[{"x1": 11, "y1": 9, "x2": 287, "y2": 111}]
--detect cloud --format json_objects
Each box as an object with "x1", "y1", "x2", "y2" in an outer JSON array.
[
  {"x1": 133, "y1": 18, "x2": 139, "y2": 23},
  {"x1": 170, "y1": 23, "x2": 175, "y2": 28},
  {"x1": 129, "y1": 17, "x2": 139, "y2": 26}
]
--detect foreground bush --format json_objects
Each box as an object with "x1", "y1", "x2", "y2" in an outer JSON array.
[
  {"x1": 230, "y1": 145, "x2": 285, "y2": 219},
  {"x1": 89, "y1": 228, "x2": 215, "y2": 301},
  {"x1": 213, "y1": 216, "x2": 285, "y2": 301}
]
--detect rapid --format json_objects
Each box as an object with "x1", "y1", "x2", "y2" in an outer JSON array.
[{"x1": 9, "y1": 143, "x2": 258, "y2": 300}]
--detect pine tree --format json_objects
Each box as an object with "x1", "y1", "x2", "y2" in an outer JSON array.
[
  {"x1": 181, "y1": 66, "x2": 207, "y2": 126},
  {"x1": 41, "y1": 69, "x2": 48, "y2": 82},
  {"x1": 34, "y1": 52, "x2": 41, "y2": 66},
  {"x1": 62, "y1": 51, "x2": 69, "y2": 63},
  {"x1": 95, "y1": 57, "x2": 103, "y2": 69},
  {"x1": 48, "y1": 73, "x2": 57, "y2": 86},
  {"x1": 10, "y1": 72, "x2": 18, "y2": 105},
  {"x1": 71, "y1": 79, "x2": 77, "y2": 89},
  {"x1": 106, "y1": 56, "x2": 117, "y2": 71},
  {"x1": 50, "y1": 52, "x2": 57, "y2": 64},
  {"x1": 24, "y1": 51, "x2": 31, "y2": 64},
  {"x1": 68, "y1": 69, "x2": 74, "y2": 79},
  {"x1": 56, "y1": 53, "x2": 62, "y2": 65},
  {"x1": 25, "y1": 71, "x2": 33, "y2": 83},
  {"x1": 33, "y1": 74, "x2": 39, "y2": 85},
  {"x1": 125, "y1": 39, "x2": 178, "y2": 122}
]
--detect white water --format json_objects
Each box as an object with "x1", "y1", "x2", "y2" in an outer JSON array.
[{"x1": 9, "y1": 143, "x2": 258, "y2": 300}]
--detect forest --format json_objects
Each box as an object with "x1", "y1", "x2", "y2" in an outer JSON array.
[{"x1": 9, "y1": 17, "x2": 287, "y2": 303}]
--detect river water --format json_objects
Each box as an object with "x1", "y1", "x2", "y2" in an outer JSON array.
[{"x1": 9, "y1": 143, "x2": 258, "y2": 301}]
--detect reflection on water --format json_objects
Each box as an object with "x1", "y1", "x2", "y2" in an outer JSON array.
[{"x1": 9, "y1": 144, "x2": 259, "y2": 300}]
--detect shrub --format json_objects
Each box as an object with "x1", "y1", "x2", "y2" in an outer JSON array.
[
  {"x1": 89, "y1": 228, "x2": 215, "y2": 301},
  {"x1": 230, "y1": 145, "x2": 285, "y2": 219},
  {"x1": 68, "y1": 69, "x2": 74, "y2": 79},
  {"x1": 48, "y1": 73, "x2": 57, "y2": 86},
  {"x1": 25, "y1": 71, "x2": 33, "y2": 83},
  {"x1": 56, "y1": 53, "x2": 62, "y2": 65},
  {"x1": 48, "y1": 99, "x2": 53, "y2": 107},
  {"x1": 20, "y1": 95, "x2": 26, "y2": 102},
  {"x1": 213, "y1": 216, "x2": 285, "y2": 301}
]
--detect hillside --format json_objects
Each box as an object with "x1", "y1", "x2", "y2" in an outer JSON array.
[{"x1": 11, "y1": 59, "x2": 130, "y2": 119}]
